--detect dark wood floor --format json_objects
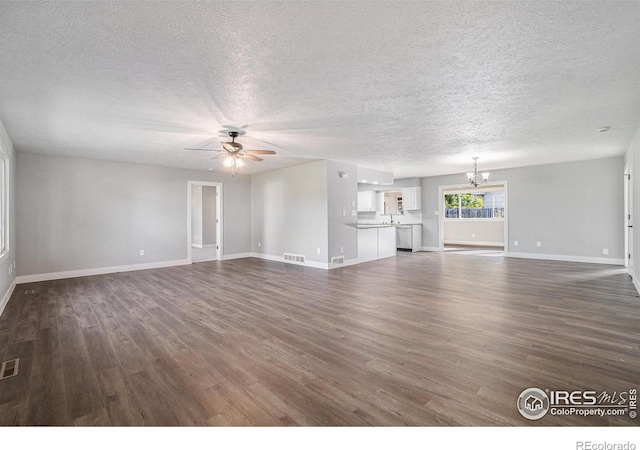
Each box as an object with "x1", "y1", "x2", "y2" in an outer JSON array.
[{"x1": 0, "y1": 252, "x2": 638, "y2": 426}]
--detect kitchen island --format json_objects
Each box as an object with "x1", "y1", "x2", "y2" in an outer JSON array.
[{"x1": 357, "y1": 224, "x2": 396, "y2": 263}]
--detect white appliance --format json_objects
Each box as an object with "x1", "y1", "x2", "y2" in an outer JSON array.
[{"x1": 396, "y1": 226, "x2": 412, "y2": 250}]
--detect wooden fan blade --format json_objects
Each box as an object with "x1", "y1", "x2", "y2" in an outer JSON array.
[
  {"x1": 245, "y1": 150, "x2": 276, "y2": 155},
  {"x1": 185, "y1": 147, "x2": 222, "y2": 152},
  {"x1": 222, "y1": 143, "x2": 236, "y2": 152},
  {"x1": 211, "y1": 153, "x2": 228, "y2": 160},
  {"x1": 242, "y1": 154, "x2": 263, "y2": 162}
]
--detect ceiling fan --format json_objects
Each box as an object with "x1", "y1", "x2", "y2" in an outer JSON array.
[{"x1": 185, "y1": 131, "x2": 276, "y2": 175}]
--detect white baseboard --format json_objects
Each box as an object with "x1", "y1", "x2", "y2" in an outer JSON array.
[
  {"x1": 191, "y1": 243, "x2": 203, "y2": 249},
  {"x1": 421, "y1": 246, "x2": 442, "y2": 252},
  {"x1": 444, "y1": 240, "x2": 504, "y2": 247},
  {"x1": 203, "y1": 244, "x2": 217, "y2": 249},
  {"x1": 329, "y1": 258, "x2": 359, "y2": 269},
  {"x1": 16, "y1": 259, "x2": 190, "y2": 284},
  {"x1": 222, "y1": 252, "x2": 253, "y2": 261},
  {"x1": 633, "y1": 274, "x2": 640, "y2": 296},
  {"x1": 506, "y1": 252, "x2": 624, "y2": 266},
  {"x1": 0, "y1": 278, "x2": 16, "y2": 318}
]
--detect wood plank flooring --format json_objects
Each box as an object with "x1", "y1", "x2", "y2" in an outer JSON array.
[{"x1": 0, "y1": 252, "x2": 638, "y2": 426}]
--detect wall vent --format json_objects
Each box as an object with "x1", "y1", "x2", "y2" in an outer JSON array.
[
  {"x1": 0, "y1": 359, "x2": 19, "y2": 380},
  {"x1": 283, "y1": 253, "x2": 306, "y2": 264},
  {"x1": 331, "y1": 256, "x2": 345, "y2": 266}
]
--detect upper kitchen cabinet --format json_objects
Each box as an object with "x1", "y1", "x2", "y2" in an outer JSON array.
[
  {"x1": 357, "y1": 191, "x2": 378, "y2": 212},
  {"x1": 401, "y1": 187, "x2": 421, "y2": 211}
]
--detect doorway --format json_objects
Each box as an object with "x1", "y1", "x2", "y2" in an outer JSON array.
[
  {"x1": 438, "y1": 181, "x2": 508, "y2": 253},
  {"x1": 187, "y1": 181, "x2": 223, "y2": 263}
]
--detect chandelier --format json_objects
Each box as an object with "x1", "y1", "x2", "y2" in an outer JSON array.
[{"x1": 467, "y1": 157, "x2": 489, "y2": 188}]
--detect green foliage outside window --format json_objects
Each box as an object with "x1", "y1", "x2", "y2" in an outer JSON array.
[{"x1": 445, "y1": 193, "x2": 484, "y2": 209}]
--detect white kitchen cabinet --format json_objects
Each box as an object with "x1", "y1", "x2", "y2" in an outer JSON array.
[
  {"x1": 357, "y1": 226, "x2": 397, "y2": 262},
  {"x1": 357, "y1": 191, "x2": 378, "y2": 212},
  {"x1": 377, "y1": 227, "x2": 397, "y2": 259},
  {"x1": 401, "y1": 187, "x2": 421, "y2": 211},
  {"x1": 357, "y1": 228, "x2": 378, "y2": 262}
]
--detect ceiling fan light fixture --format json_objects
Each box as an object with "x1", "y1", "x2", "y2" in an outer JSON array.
[{"x1": 185, "y1": 129, "x2": 276, "y2": 175}]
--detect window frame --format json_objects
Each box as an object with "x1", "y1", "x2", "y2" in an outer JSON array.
[{"x1": 443, "y1": 188, "x2": 505, "y2": 222}]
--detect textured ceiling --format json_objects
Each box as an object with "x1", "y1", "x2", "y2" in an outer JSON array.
[{"x1": 1, "y1": 1, "x2": 640, "y2": 177}]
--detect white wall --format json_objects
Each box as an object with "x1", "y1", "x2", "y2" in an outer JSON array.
[
  {"x1": 422, "y1": 157, "x2": 624, "y2": 263},
  {"x1": 444, "y1": 220, "x2": 504, "y2": 246},
  {"x1": 251, "y1": 160, "x2": 329, "y2": 264},
  {"x1": 327, "y1": 160, "x2": 358, "y2": 262},
  {"x1": 0, "y1": 119, "x2": 16, "y2": 314},
  {"x1": 16, "y1": 152, "x2": 251, "y2": 278}
]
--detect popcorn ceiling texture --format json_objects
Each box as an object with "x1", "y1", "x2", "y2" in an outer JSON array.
[{"x1": 0, "y1": 1, "x2": 639, "y2": 177}]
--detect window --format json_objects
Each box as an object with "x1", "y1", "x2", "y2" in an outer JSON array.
[{"x1": 444, "y1": 190, "x2": 504, "y2": 219}]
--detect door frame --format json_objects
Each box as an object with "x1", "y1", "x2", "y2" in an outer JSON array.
[
  {"x1": 624, "y1": 161, "x2": 633, "y2": 275},
  {"x1": 187, "y1": 181, "x2": 223, "y2": 263},
  {"x1": 437, "y1": 181, "x2": 509, "y2": 252}
]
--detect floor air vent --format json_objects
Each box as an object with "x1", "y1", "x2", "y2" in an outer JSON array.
[
  {"x1": 331, "y1": 256, "x2": 345, "y2": 265},
  {"x1": 283, "y1": 253, "x2": 306, "y2": 264},
  {"x1": 0, "y1": 359, "x2": 19, "y2": 380},
  {"x1": 24, "y1": 289, "x2": 38, "y2": 295}
]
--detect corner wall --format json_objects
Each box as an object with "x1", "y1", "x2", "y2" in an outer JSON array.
[
  {"x1": 251, "y1": 161, "x2": 329, "y2": 265},
  {"x1": 422, "y1": 157, "x2": 625, "y2": 264},
  {"x1": 16, "y1": 152, "x2": 251, "y2": 280},
  {"x1": 251, "y1": 160, "x2": 359, "y2": 267},
  {"x1": 0, "y1": 119, "x2": 16, "y2": 315},
  {"x1": 327, "y1": 161, "x2": 358, "y2": 263}
]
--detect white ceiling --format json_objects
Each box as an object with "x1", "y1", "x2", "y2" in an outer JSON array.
[{"x1": 1, "y1": 1, "x2": 640, "y2": 177}]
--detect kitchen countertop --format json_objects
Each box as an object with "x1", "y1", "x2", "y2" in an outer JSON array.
[{"x1": 356, "y1": 223, "x2": 421, "y2": 229}]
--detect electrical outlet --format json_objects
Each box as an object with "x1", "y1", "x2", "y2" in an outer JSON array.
[
  {"x1": 514, "y1": 241, "x2": 519, "y2": 247},
  {"x1": 340, "y1": 247, "x2": 344, "y2": 254},
  {"x1": 351, "y1": 210, "x2": 356, "y2": 216},
  {"x1": 317, "y1": 248, "x2": 321, "y2": 255},
  {"x1": 139, "y1": 250, "x2": 145, "y2": 256},
  {"x1": 342, "y1": 210, "x2": 346, "y2": 217},
  {"x1": 435, "y1": 210, "x2": 440, "y2": 216},
  {"x1": 603, "y1": 248, "x2": 609, "y2": 255},
  {"x1": 351, "y1": 200, "x2": 355, "y2": 207},
  {"x1": 472, "y1": 233, "x2": 476, "y2": 238},
  {"x1": 536, "y1": 241, "x2": 541, "y2": 247},
  {"x1": 258, "y1": 242, "x2": 261, "y2": 248}
]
